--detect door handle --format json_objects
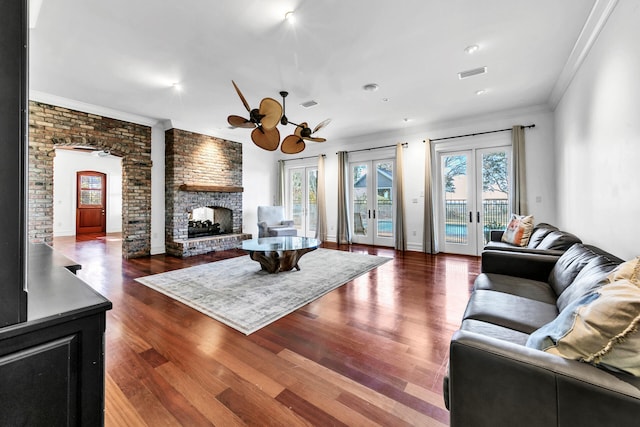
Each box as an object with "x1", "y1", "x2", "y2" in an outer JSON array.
[
  {"x1": 469, "y1": 212, "x2": 473, "y2": 223},
  {"x1": 368, "y1": 209, "x2": 371, "y2": 219},
  {"x1": 477, "y1": 211, "x2": 480, "y2": 223},
  {"x1": 373, "y1": 210, "x2": 376, "y2": 219}
]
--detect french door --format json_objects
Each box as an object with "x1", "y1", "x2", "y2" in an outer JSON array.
[
  {"x1": 286, "y1": 166, "x2": 317, "y2": 238},
  {"x1": 437, "y1": 146, "x2": 511, "y2": 255},
  {"x1": 350, "y1": 159, "x2": 395, "y2": 247}
]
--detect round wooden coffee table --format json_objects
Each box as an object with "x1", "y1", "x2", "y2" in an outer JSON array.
[{"x1": 241, "y1": 236, "x2": 320, "y2": 274}]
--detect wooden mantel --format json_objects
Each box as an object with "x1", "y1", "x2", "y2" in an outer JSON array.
[{"x1": 178, "y1": 184, "x2": 244, "y2": 193}]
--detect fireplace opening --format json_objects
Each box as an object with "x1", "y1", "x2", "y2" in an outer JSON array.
[{"x1": 188, "y1": 206, "x2": 232, "y2": 238}]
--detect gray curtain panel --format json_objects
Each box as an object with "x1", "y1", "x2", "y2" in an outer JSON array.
[
  {"x1": 276, "y1": 159, "x2": 285, "y2": 206},
  {"x1": 315, "y1": 155, "x2": 327, "y2": 241},
  {"x1": 511, "y1": 125, "x2": 528, "y2": 215},
  {"x1": 423, "y1": 139, "x2": 437, "y2": 254},
  {"x1": 336, "y1": 151, "x2": 351, "y2": 244},
  {"x1": 395, "y1": 143, "x2": 406, "y2": 251}
]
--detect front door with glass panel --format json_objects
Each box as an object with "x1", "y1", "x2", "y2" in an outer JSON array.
[
  {"x1": 287, "y1": 166, "x2": 317, "y2": 238},
  {"x1": 350, "y1": 159, "x2": 395, "y2": 246},
  {"x1": 438, "y1": 147, "x2": 511, "y2": 255},
  {"x1": 76, "y1": 171, "x2": 107, "y2": 235}
]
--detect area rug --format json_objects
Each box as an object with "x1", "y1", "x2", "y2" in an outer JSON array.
[{"x1": 134, "y1": 248, "x2": 390, "y2": 335}]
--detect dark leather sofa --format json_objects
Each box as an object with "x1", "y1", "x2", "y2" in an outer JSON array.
[
  {"x1": 485, "y1": 222, "x2": 582, "y2": 256},
  {"x1": 444, "y1": 243, "x2": 640, "y2": 427}
]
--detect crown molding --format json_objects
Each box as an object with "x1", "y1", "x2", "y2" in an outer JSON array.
[
  {"x1": 548, "y1": 0, "x2": 619, "y2": 109},
  {"x1": 29, "y1": 90, "x2": 161, "y2": 127}
]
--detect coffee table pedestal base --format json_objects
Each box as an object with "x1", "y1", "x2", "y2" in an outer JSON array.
[{"x1": 248, "y1": 247, "x2": 317, "y2": 274}]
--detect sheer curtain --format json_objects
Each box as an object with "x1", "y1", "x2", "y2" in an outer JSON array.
[
  {"x1": 276, "y1": 159, "x2": 285, "y2": 206},
  {"x1": 395, "y1": 143, "x2": 406, "y2": 250},
  {"x1": 315, "y1": 155, "x2": 327, "y2": 241},
  {"x1": 423, "y1": 139, "x2": 437, "y2": 254},
  {"x1": 336, "y1": 151, "x2": 351, "y2": 244},
  {"x1": 512, "y1": 125, "x2": 528, "y2": 215}
]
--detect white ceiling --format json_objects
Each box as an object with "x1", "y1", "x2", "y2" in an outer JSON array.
[{"x1": 29, "y1": 0, "x2": 597, "y2": 146}]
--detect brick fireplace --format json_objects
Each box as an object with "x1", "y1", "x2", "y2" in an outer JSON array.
[{"x1": 165, "y1": 128, "x2": 251, "y2": 257}]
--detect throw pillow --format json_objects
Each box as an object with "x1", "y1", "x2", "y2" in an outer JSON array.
[
  {"x1": 607, "y1": 256, "x2": 640, "y2": 285},
  {"x1": 526, "y1": 279, "x2": 640, "y2": 376},
  {"x1": 501, "y1": 214, "x2": 534, "y2": 247}
]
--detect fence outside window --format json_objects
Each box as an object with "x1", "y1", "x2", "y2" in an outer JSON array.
[{"x1": 445, "y1": 199, "x2": 509, "y2": 244}]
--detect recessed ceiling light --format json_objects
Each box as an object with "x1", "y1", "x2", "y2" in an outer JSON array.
[
  {"x1": 363, "y1": 83, "x2": 379, "y2": 92},
  {"x1": 172, "y1": 82, "x2": 182, "y2": 91},
  {"x1": 464, "y1": 44, "x2": 480, "y2": 54},
  {"x1": 475, "y1": 89, "x2": 487, "y2": 95},
  {"x1": 285, "y1": 11, "x2": 295, "y2": 23}
]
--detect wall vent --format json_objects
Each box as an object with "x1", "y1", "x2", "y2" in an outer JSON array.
[
  {"x1": 300, "y1": 100, "x2": 318, "y2": 108},
  {"x1": 458, "y1": 66, "x2": 487, "y2": 79}
]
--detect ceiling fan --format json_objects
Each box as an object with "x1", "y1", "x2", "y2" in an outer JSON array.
[
  {"x1": 226, "y1": 82, "x2": 330, "y2": 153},
  {"x1": 226, "y1": 80, "x2": 282, "y2": 151},
  {"x1": 279, "y1": 91, "x2": 331, "y2": 154}
]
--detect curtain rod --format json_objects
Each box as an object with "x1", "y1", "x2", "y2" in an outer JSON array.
[
  {"x1": 337, "y1": 142, "x2": 407, "y2": 155},
  {"x1": 281, "y1": 154, "x2": 326, "y2": 162},
  {"x1": 426, "y1": 124, "x2": 535, "y2": 143}
]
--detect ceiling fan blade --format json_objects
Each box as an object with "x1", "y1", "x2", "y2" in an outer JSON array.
[
  {"x1": 231, "y1": 80, "x2": 251, "y2": 112},
  {"x1": 251, "y1": 127, "x2": 280, "y2": 151},
  {"x1": 281, "y1": 134, "x2": 305, "y2": 154},
  {"x1": 258, "y1": 98, "x2": 283, "y2": 130},
  {"x1": 227, "y1": 115, "x2": 255, "y2": 128},
  {"x1": 303, "y1": 136, "x2": 326, "y2": 143},
  {"x1": 312, "y1": 118, "x2": 331, "y2": 134}
]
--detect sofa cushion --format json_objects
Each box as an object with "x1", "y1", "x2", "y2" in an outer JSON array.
[
  {"x1": 607, "y1": 257, "x2": 640, "y2": 285},
  {"x1": 463, "y1": 290, "x2": 558, "y2": 334},
  {"x1": 536, "y1": 230, "x2": 582, "y2": 251},
  {"x1": 501, "y1": 214, "x2": 534, "y2": 247},
  {"x1": 526, "y1": 279, "x2": 640, "y2": 376},
  {"x1": 474, "y1": 273, "x2": 557, "y2": 304},
  {"x1": 556, "y1": 253, "x2": 622, "y2": 312},
  {"x1": 526, "y1": 224, "x2": 558, "y2": 248},
  {"x1": 548, "y1": 244, "x2": 603, "y2": 297},
  {"x1": 461, "y1": 319, "x2": 530, "y2": 345}
]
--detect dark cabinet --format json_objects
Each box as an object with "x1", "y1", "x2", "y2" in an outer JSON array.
[{"x1": 0, "y1": 245, "x2": 111, "y2": 425}]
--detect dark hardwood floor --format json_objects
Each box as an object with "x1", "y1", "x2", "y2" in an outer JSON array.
[{"x1": 52, "y1": 233, "x2": 479, "y2": 426}]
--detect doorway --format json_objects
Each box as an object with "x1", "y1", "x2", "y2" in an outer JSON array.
[
  {"x1": 76, "y1": 171, "x2": 107, "y2": 235},
  {"x1": 436, "y1": 145, "x2": 512, "y2": 255},
  {"x1": 350, "y1": 158, "x2": 395, "y2": 247},
  {"x1": 286, "y1": 165, "x2": 318, "y2": 238}
]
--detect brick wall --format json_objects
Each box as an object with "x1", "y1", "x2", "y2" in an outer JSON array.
[
  {"x1": 28, "y1": 101, "x2": 152, "y2": 258},
  {"x1": 165, "y1": 128, "x2": 249, "y2": 256}
]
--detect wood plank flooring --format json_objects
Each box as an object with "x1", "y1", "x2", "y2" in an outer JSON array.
[{"x1": 52, "y1": 233, "x2": 479, "y2": 426}]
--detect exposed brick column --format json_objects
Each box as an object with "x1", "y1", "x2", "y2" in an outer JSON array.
[
  {"x1": 165, "y1": 128, "x2": 248, "y2": 256},
  {"x1": 28, "y1": 101, "x2": 152, "y2": 258}
]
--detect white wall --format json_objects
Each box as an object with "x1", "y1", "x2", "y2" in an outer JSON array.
[
  {"x1": 242, "y1": 140, "x2": 279, "y2": 238},
  {"x1": 554, "y1": 1, "x2": 640, "y2": 260},
  {"x1": 269, "y1": 105, "x2": 557, "y2": 251},
  {"x1": 150, "y1": 124, "x2": 165, "y2": 254},
  {"x1": 53, "y1": 149, "x2": 122, "y2": 236}
]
